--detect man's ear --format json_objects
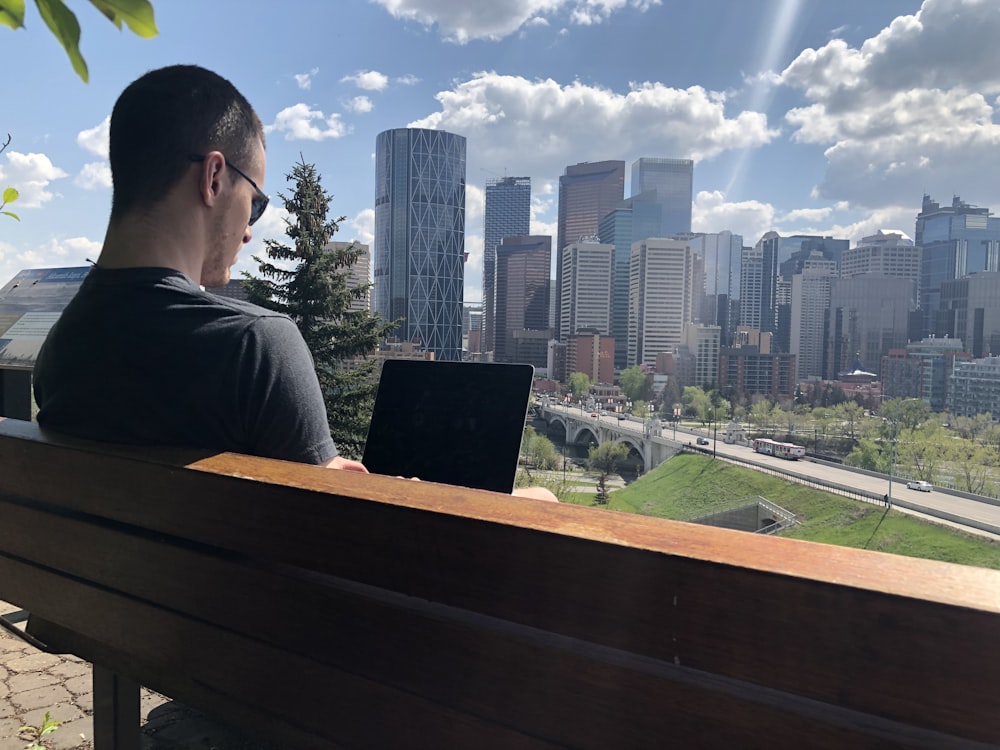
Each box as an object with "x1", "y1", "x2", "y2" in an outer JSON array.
[{"x1": 196, "y1": 151, "x2": 227, "y2": 208}]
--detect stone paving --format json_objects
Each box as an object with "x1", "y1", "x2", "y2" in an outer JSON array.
[{"x1": 0, "y1": 602, "x2": 274, "y2": 750}]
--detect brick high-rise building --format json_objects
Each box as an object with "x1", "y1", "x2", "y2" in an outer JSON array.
[
  {"x1": 555, "y1": 161, "x2": 624, "y2": 341},
  {"x1": 494, "y1": 235, "x2": 551, "y2": 365}
]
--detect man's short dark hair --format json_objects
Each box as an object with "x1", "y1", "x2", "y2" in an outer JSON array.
[{"x1": 108, "y1": 65, "x2": 265, "y2": 220}]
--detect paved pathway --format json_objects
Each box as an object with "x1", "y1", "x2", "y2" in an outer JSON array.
[{"x1": 0, "y1": 602, "x2": 273, "y2": 750}]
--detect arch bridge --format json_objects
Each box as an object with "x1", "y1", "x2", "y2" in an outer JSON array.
[{"x1": 538, "y1": 400, "x2": 680, "y2": 474}]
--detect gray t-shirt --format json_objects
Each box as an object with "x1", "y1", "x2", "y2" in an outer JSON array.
[{"x1": 33, "y1": 267, "x2": 337, "y2": 465}]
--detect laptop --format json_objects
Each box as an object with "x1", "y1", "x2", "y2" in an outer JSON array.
[{"x1": 362, "y1": 360, "x2": 534, "y2": 493}]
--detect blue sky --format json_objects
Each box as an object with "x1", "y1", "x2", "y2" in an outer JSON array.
[{"x1": 3, "y1": 0, "x2": 999, "y2": 303}]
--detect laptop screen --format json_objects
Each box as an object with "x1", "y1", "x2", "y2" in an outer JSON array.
[{"x1": 362, "y1": 360, "x2": 534, "y2": 493}]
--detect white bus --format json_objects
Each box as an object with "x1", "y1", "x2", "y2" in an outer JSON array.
[{"x1": 752, "y1": 438, "x2": 806, "y2": 460}]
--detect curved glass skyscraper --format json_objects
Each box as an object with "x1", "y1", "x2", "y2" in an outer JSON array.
[{"x1": 374, "y1": 128, "x2": 466, "y2": 361}]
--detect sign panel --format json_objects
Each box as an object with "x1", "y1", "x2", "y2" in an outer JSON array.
[{"x1": 0, "y1": 267, "x2": 90, "y2": 370}]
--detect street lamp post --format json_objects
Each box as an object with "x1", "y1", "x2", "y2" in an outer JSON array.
[
  {"x1": 886, "y1": 419, "x2": 897, "y2": 508},
  {"x1": 712, "y1": 408, "x2": 718, "y2": 458}
]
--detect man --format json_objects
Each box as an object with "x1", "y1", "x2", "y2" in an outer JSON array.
[
  {"x1": 33, "y1": 65, "x2": 556, "y2": 500},
  {"x1": 33, "y1": 65, "x2": 364, "y2": 470}
]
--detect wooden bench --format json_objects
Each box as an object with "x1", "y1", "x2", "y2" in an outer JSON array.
[{"x1": 1, "y1": 416, "x2": 999, "y2": 748}]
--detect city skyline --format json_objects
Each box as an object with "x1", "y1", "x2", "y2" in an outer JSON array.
[{"x1": 3, "y1": 0, "x2": 998, "y2": 307}]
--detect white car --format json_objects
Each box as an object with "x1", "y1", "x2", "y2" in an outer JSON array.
[{"x1": 906, "y1": 480, "x2": 933, "y2": 492}]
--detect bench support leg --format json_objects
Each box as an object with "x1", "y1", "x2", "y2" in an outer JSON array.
[{"x1": 93, "y1": 665, "x2": 140, "y2": 750}]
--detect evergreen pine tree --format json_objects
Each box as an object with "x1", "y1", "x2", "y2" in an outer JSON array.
[{"x1": 244, "y1": 157, "x2": 395, "y2": 458}]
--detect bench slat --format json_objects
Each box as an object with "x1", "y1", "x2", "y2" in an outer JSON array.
[{"x1": 5, "y1": 547, "x2": 991, "y2": 749}]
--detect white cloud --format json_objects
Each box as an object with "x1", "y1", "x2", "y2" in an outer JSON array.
[
  {"x1": 346, "y1": 96, "x2": 374, "y2": 114},
  {"x1": 0, "y1": 152, "x2": 68, "y2": 208},
  {"x1": 775, "y1": 205, "x2": 917, "y2": 246},
  {"x1": 75, "y1": 161, "x2": 112, "y2": 190},
  {"x1": 249, "y1": 201, "x2": 287, "y2": 239},
  {"x1": 692, "y1": 190, "x2": 775, "y2": 246},
  {"x1": 530, "y1": 182, "x2": 556, "y2": 238},
  {"x1": 372, "y1": 0, "x2": 659, "y2": 43},
  {"x1": 466, "y1": 183, "x2": 485, "y2": 229},
  {"x1": 53, "y1": 236, "x2": 101, "y2": 261},
  {"x1": 347, "y1": 208, "x2": 375, "y2": 246},
  {"x1": 463, "y1": 184, "x2": 487, "y2": 293},
  {"x1": 778, "y1": 0, "x2": 1000, "y2": 209},
  {"x1": 691, "y1": 192, "x2": 913, "y2": 248},
  {"x1": 232, "y1": 204, "x2": 292, "y2": 279},
  {"x1": 340, "y1": 70, "x2": 389, "y2": 91},
  {"x1": 265, "y1": 104, "x2": 350, "y2": 141},
  {"x1": 395, "y1": 74, "x2": 421, "y2": 86},
  {"x1": 294, "y1": 68, "x2": 320, "y2": 90},
  {"x1": 409, "y1": 73, "x2": 777, "y2": 181},
  {"x1": 77, "y1": 117, "x2": 109, "y2": 158},
  {"x1": 0, "y1": 235, "x2": 102, "y2": 286},
  {"x1": 778, "y1": 206, "x2": 833, "y2": 224}
]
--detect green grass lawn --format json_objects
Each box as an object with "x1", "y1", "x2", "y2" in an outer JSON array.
[{"x1": 584, "y1": 453, "x2": 1000, "y2": 570}]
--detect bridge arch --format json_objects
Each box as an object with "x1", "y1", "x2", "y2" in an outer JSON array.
[{"x1": 568, "y1": 426, "x2": 599, "y2": 447}]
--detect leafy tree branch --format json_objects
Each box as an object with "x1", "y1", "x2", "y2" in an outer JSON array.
[{"x1": 0, "y1": 0, "x2": 157, "y2": 82}]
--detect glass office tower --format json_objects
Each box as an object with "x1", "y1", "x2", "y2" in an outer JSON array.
[
  {"x1": 916, "y1": 195, "x2": 1000, "y2": 338},
  {"x1": 483, "y1": 177, "x2": 531, "y2": 356},
  {"x1": 374, "y1": 128, "x2": 467, "y2": 361},
  {"x1": 629, "y1": 157, "x2": 694, "y2": 237}
]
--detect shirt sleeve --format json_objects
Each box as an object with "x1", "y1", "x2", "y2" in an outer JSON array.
[{"x1": 234, "y1": 315, "x2": 338, "y2": 465}]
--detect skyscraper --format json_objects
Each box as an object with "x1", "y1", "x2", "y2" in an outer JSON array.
[
  {"x1": 826, "y1": 276, "x2": 915, "y2": 379},
  {"x1": 483, "y1": 176, "x2": 530, "y2": 356},
  {"x1": 629, "y1": 157, "x2": 693, "y2": 237},
  {"x1": 325, "y1": 241, "x2": 371, "y2": 314},
  {"x1": 374, "y1": 128, "x2": 467, "y2": 361},
  {"x1": 682, "y1": 231, "x2": 743, "y2": 346},
  {"x1": 740, "y1": 232, "x2": 848, "y2": 352},
  {"x1": 938, "y1": 272, "x2": 1000, "y2": 357},
  {"x1": 494, "y1": 235, "x2": 551, "y2": 365},
  {"x1": 560, "y1": 239, "x2": 613, "y2": 341},
  {"x1": 789, "y1": 256, "x2": 837, "y2": 380},
  {"x1": 916, "y1": 195, "x2": 1000, "y2": 338},
  {"x1": 740, "y1": 232, "x2": 781, "y2": 338},
  {"x1": 629, "y1": 238, "x2": 694, "y2": 367},
  {"x1": 555, "y1": 161, "x2": 624, "y2": 340},
  {"x1": 599, "y1": 191, "x2": 665, "y2": 369},
  {"x1": 840, "y1": 230, "x2": 919, "y2": 282}
]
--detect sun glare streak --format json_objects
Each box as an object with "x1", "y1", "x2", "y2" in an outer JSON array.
[{"x1": 724, "y1": 0, "x2": 803, "y2": 198}]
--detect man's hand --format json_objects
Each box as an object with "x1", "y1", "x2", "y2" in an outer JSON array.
[
  {"x1": 325, "y1": 456, "x2": 369, "y2": 473},
  {"x1": 512, "y1": 486, "x2": 559, "y2": 502}
]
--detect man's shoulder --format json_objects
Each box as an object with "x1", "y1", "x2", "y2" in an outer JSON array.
[
  {"x1": 200, "y1": 290, "x2": 290, "y2": 324},
  {"x1": 69, "y1": 267, "x2": 297, "y2": 337}
]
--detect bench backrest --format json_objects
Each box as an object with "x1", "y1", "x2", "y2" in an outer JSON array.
[{"x1": 1, "y1": 417, "x2": 999, "y2": 747}]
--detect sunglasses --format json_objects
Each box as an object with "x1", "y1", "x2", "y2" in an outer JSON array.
[{"x1": 189, "y1": 154, "x2": 269, "y2": 226}]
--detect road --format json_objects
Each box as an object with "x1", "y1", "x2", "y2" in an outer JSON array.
[
  {"x1": 543, "y1": 404, "x2": 1000, "y2": 539},
  {"x1": 681, "y1": 425, "x2": 1000, "y2": 539}
]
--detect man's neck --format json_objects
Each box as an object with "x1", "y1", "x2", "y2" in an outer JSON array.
[{"x1": 98, "y1": 212, "x2": 204, "y2": 283}]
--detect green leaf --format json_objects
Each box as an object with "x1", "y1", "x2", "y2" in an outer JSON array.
[
  {"x1": 2, "y1": 211, "x2": 21, "y2": 220},
  {"x1": 0, "y1": 0, "x2": 26, "y2": 29},
  {"x1": 88, "y1": 0, "x2": 157, "y2": 37},
  {"x1": 3, "y1": 187, "x2": 18, "y2": 203},
  {"x1": 34, "y1": 0, "x2": 88, "y2": 82}
]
